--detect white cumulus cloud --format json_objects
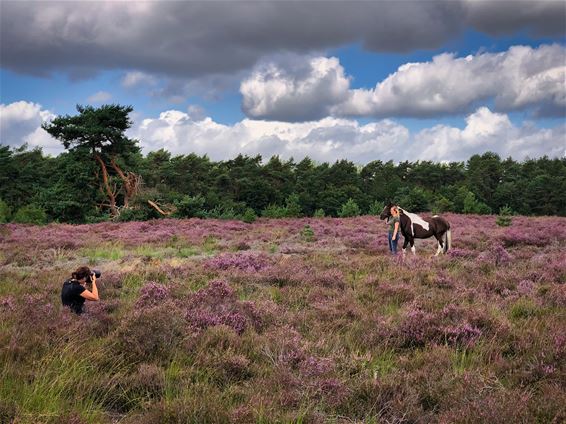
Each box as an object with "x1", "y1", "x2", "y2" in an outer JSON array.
[
  {"x1": 129, "y1": 106, "x2": 565, "y2": 164},
  {"x1": 241, "y1": 56, "x2": 350, "y2": 121},
  {"x1": 87, "y1": 91, "x2": 112, "y2": 103},
  {"x1": 241, "y1": 44, "x2": 566, "y2": 121},
  {"x1": 0, "y1": 101, "x2": 62, "y2": 155}
]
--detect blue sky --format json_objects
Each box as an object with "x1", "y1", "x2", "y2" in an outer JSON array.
[{"x1": 1, "y1": 1, "x2": 565, "y2": 162}]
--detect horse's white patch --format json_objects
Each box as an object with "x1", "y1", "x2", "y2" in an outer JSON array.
[
  {"x1": 411, "y1": 246, "x2": 416, "y2": 255},
  {"x1": 399, "y1": 207, "x2": 430, "y2": 235}
]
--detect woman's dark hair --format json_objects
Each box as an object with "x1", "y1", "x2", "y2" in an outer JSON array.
[{"x1": 72, "y1": 266, "x2": 91, "y2": 281}]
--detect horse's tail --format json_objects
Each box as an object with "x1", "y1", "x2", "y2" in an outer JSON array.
[{"x1": 444, "y1": 228, "x2": 452, "y2": 253}]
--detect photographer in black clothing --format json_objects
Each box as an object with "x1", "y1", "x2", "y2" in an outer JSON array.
[{"x1": 61, "y1": 266, "x2": 99, "y2": 314}]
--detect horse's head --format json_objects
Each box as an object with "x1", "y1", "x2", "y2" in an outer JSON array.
[{"x1": 379, "y1": 202, "x2": 396, "y2": 220}]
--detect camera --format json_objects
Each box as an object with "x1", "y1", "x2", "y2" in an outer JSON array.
[{"x1": 87, "y1": 269, "x2": 102, "y2": 283}]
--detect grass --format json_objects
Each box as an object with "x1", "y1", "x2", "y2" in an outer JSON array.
[
  {"x1": 1, "y1": 214, "x2": 565, "y2": 422},
  {"x1": 82, "y1": 244, "x2": 125, "y2": 263}
]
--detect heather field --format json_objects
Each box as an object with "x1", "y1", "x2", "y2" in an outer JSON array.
[{"x1": 0, "y1": 214, "x2": 565, "y2": 423}]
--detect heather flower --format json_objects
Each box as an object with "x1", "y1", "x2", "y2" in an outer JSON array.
[
  {"x1": 517, "y1": 279, "x2": 534, "y2": 295},
  {"x1": 299, "y1": 356, "x2": 335, "y2": 377},
  {"x1": 136, "y1": 282, "x2": 170, "y2": 308},
  {"x1": 205, "y1": 252, "x2": 271, "y2": 272},
  {"x1": 444, "y1": 323, "x2": 482, "y2": 348},
  {"x1": 185, "y1": 280, "x2": 262, "y2": 335}
]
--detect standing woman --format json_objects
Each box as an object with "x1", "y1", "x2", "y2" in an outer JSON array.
[
  {"x1": 61, "y1": 266, "x2": 99, "y2": 314},
  {"x1": 388, "y1": 205, "x2": 401, "y2": 254}
]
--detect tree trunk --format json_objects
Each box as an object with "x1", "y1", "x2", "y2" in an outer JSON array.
[
  {"x1": 109, "y1": 157, "x2": 141, "y2": 208},
  {"x1": 94, "y1": 154, "x2": 118, "y2": 217}
]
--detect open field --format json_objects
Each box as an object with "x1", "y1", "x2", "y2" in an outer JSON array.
[{"x1": 1, "y1": 214, "x2": 565, "y2": 423}]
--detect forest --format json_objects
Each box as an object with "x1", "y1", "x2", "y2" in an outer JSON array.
[{"x1": 0, "y1": 105, "x2": 564, "y2": 224}]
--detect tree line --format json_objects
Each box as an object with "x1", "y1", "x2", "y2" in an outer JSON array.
[{"x1": 0, "y1": 105, "x2": 564, "y2": 224}]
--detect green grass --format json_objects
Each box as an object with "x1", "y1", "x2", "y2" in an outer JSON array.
[
  {"x1": 509, "y1": 299, "x2": 543, "y2": 321},
  {"x1": 1, "y1": 338, "x2": 126, "y2": 423},
  {"x1": 81, "y1": 244, "x2": 125, "y2": 263}
]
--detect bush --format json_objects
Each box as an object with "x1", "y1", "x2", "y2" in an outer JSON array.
[
  {"x1": 313, "y1": 208, "x2": 326, "y2": 218},
  {"x1": 463, "y1": 192, "x2": 491, "y2": 214},
  {"x1": 432, "y1": 195, "x2": 454, "y2": 214},
  {"x1": 205, "y1": 204, "x2": 240, "y2": 220},
  {"x1": 261, "y1": 204, "x2": 288, "y2": 218},
  {"x1": 338, "y1": 198, "x2": 361, "y2": 217},
  {"x1": 285, "y1": 193, "x2": 302, "y2": 218},
  {"x1": 12, "y1": 204, "x2": 47, "y2": 225},
  {"x1": 242, "y1": 207, "x2": 257, "y2": 223},
  {"x1": 118, "y1": 207, "x2": 156, "y2": 222},
  {"x1": 496, "y1": 206, "x2": 513, "y2": 227},
  {"x1": 0, "y1": 199, "x2": 10, "y2": 223},
  {"x1": 367, "y1": 200, "x2": 385, "y2": 216},
  {"x1": 173, "y1": 195, "x2": 206, "y2": 218},
  {"x1": 395, "y1": 187, "x2": 430, "y2": 212},
  {"x1": 301, "y1": 224, "x2": 315, "y2": 242}
]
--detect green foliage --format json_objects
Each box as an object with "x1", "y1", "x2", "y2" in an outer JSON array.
[
  {"x1": 261, "y1": 204, "x2": 288, "y2": 218},
  {"x1": 338, "y1": 198, "x2": 361, "y2": 217},
  {"x1": 0, "y1": 199, "x2": 10, "y2": 223},
  {"x1": 205, "y1": 204, "x2": 240, "y2": 220},
  {"x1": 12, "y1": 204, "x2": 47, "y2": 225},
  {"x1": 496, "y1": 206, "x2": 513, "y2": 227},
  {"x1": 242, "y1": 207, "x2": 257, "y2": 223},
  {"x1": 367, "y1": 200, "x2": 385, "y2": 216},
  {"x1": 313, "y1": 208, "x2": 326, "y2": 218},
  {"x1": 173, "y1": 195, "x2": 206, "y2": 218},
  {"x1": 463, "y1": 192, "x2": 491, "y2": 215},
  {"x1": 432, "y1": 195, "x2": 454, "y2": 214},
  {"x1": 300, "y1": 224, "x2": 315, "y2": 242},
  {"x1": 1, "y1": 141, "x2": 565, "y2": 223},
  {"x1": 285, "y1": 193, "x2": 302, "y2": 217},
  {"x1": 395, "y1": 186, "x2": 430, "y2": 212}
]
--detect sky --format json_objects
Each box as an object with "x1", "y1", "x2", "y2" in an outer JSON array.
[{"x1": 1, "y1": 0, "x2": 565, "y2": 164}]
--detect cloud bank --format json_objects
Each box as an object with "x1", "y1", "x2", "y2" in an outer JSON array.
[
  {"x1": 2, "y1": 1, "x2": 564, "y2": 79},
  {"x1": 4, "y1": 101, "x2": 562, "y2": 163},
  {"x1": 241, "y1": 44, "x2": 566, "y2": 121}
]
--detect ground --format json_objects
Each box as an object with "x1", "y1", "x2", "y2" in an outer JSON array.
[{"x1": 0, "y1": 214, "x2": 565, "y2": 423}]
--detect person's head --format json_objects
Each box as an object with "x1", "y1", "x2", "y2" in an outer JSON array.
[
  {"x1": 72, "y1": 266, "x2": 91, "y2": 282},
  {"x1": 390, "y1": 205, "x2": 399, "y2": 216}
]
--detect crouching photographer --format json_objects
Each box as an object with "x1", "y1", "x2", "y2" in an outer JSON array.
[{"x1": 61, "y1": 266, "x2": 101, "y2": 314}]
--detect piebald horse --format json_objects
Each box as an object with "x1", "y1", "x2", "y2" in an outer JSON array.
[{"x1": 380, "y1": 203, "x2": 452, "y2": 256}]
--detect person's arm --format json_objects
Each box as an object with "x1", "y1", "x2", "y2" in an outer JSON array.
[
  {"x1": 80, "y1": 275, "x2": 99, "y2": 301},
  {"x1": 393, "y1": 221, "x2": 399, "y2": 238}
]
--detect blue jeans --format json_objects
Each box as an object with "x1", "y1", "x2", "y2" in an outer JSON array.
[{"x1": 388, "y1": 232, "x2": 400, "y2": 254}]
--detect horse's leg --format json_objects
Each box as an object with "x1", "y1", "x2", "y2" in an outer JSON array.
[
  {"x1": 410, "y1": 238, "x2": 416, "y2": 255},
  {"x1": 402, "y1": 237, "x2": 409, "y2": 255},
  {"x1": 434, "y1": 233, "x2": 444, "y2": 256}
]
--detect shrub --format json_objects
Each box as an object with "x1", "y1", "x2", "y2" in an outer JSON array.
[
  {"x1": 301, "y1": 224, "x2": 315, "y2": 242},
  {"x1": 396, "y1": 187, "x2": 430, "y2": 212},
  {"x1": 432, "y1": 195, "x2": 454, "y2": 214},
  {"x1": 241, "y1": 207, "x2": 257, "y2": 223},
  {"x1": 261, "y1": 204, "x2": 288, "y2": 218},
  {"x1": 463, "y1": 192, "x2": 491, "y2": 214},
  {"x1": 496, "y1": 206, "x2": 513, "y2": 227},
  {"x1": 205, "y1": 204, "x2": 240, "y2": 219},
  {"x1": 12, "y1": 204, "x2": 47, "y2": 225},
  {"x1": 338, "y1": 198, "x2": 361, "y2": 217},
  {"x1": 115, "y1": 302, "x2": 185, "y2": 361},
  {"x1": 0, "y1": 199, "x2": 10, "y2": 223},
  {"x1": 367, "y1": 200, "x2": 385, "y2": 216},
  {"x1": 285, "y1": 193, "x2": 302, "y2": 217},
  {"x1": 313, "y1": 208, "x2": 326, "y2": 218},
  {"x1": 173, "y1": 195, "x2": 206, "y2": 218}
]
